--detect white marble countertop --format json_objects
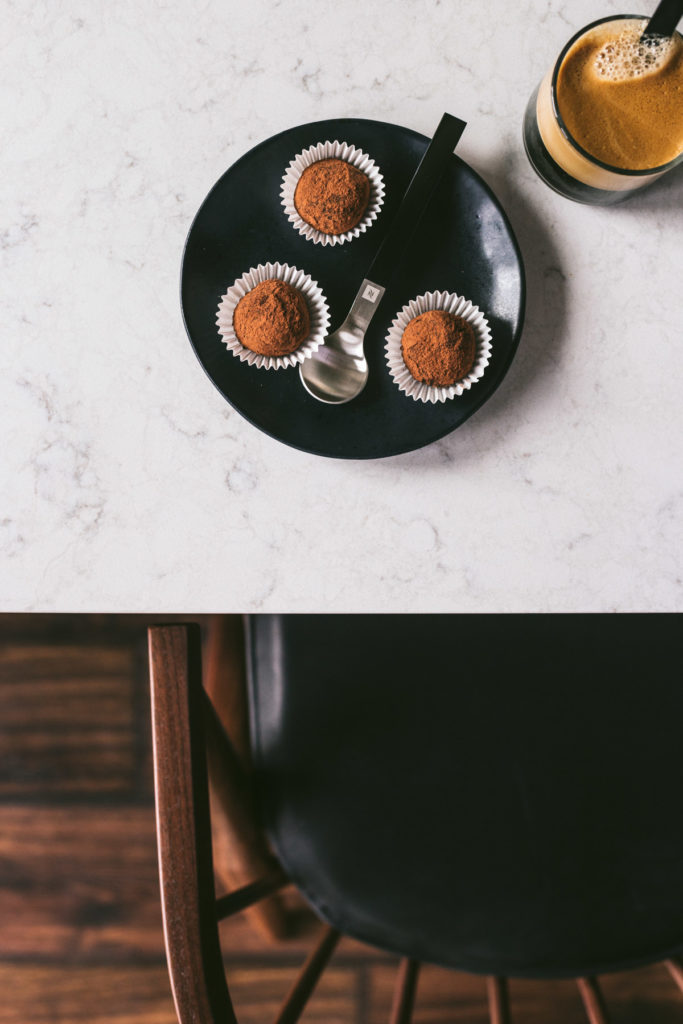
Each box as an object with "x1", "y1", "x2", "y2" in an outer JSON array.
[{"x1": 2, "y1": 0, "x2": 681, "y2": 612}]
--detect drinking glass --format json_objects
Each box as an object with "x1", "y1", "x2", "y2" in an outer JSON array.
[{"x1": 523, "y1": 14, "x2": 683, "y2": 204}]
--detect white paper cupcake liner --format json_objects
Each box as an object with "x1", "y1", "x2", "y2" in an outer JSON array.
[
  {"x1": 216, "y1": 262, "x2": 330, "y2": 371},
  {"x1": 385, "y1": 291, "x2": 492, "y2": 403},
  {"x1": 281, "y1": 140, "x2": 385, "y2": 246}
]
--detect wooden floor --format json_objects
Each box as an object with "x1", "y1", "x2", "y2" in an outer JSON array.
[{"x1": 0, "y1": 614, "x2": 681, "y2": 1024}]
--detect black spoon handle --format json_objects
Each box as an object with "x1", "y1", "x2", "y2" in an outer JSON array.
[
  {"x1": 642, "y1": 0, "x2": 683, "y2": 37},
  {"x1": 365, "y1": 112, "x2": 467, "y2": 287}
]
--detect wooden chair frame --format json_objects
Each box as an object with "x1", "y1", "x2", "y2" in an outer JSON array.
[
  {"x1": 149, "y1": 622, "x2": 683, "y2": 1024},
  {"x1": 150, "y1": 623, "x2": 340, "y2": 1024},
  {"x1": 150, "y1": 623, "x2": 237, "y2": 1023}
]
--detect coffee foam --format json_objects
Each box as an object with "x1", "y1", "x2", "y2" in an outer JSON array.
[{"x1": 594, "y1": 22, "x2": 676, "y2": 81}]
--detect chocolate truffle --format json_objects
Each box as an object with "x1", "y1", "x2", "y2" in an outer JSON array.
[
  {"x1": 401, "y1": 310, "x2": 476, "y2": 387},
  {"x1": 294, "y1": 158, "x2": 371, "y2": 235},
  {"x1": 233, "y1": 280, "x2": 310, "y2": 357}
]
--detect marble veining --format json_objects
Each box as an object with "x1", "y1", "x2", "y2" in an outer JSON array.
[{"x1": 1, "y1": 0, "x2": 681, "y2": 611}]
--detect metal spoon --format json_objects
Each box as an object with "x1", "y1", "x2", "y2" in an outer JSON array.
[
  {"x1": 640, "y1": 0, "x2": 683, "y2": 42},
  {"x1": 300, "y1": 113, "x2": 467, "y2": 405}
]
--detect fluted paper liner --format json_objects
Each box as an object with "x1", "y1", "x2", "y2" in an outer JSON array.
[
  {"x1": 281, "y1": 140, "x2": 385, "y2": 246},
  {"x1": 385, "y1": 291, "x2": 492, "y2": 403},
  {"x1": 216, "y1": 262, "x2": 330, "y2": 371}
]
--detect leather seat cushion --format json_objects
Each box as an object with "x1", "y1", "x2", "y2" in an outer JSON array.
[{"x1": 246, "y1": 614, "x2": 683, "y2": 977}]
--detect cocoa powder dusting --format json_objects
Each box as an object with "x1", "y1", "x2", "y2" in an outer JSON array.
[
  {"x1": 294, "y1": 158, "x2": 371, "y2": 235},
  {"x1": 233, "y1": 280, "x2": 310, "y2": 357},
  {"x1": 401, "y1": 310, "x2": 476, "y2": 387}
]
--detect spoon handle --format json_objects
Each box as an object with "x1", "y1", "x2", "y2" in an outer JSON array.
[
  {"x1": 365, "y1": 112, "x2": 467, "y2": 288},
  {"x1": 642, "y1": 0, "x2": 683, "y2": 38},
  {"x1": 339, "y1": 279, "x2": 387, "y2": 336}
]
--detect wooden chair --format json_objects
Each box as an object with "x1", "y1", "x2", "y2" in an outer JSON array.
[{"x1": 149, "y1": 617, "x2": 683, "y2": 1024}]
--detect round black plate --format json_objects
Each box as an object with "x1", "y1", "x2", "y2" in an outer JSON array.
[{"x1": 181, "y1": 117, "x2": 525, "y2": 460}]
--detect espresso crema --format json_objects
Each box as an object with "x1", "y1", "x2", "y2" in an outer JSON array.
[{"x1": 536, "y1": 18, "x2": 683, "y2": 189}]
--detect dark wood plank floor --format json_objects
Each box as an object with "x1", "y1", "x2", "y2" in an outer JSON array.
[{"x1": 0, "y1": 615, "x2": 681, "y2": 1023}]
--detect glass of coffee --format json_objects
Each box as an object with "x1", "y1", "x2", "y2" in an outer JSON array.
[{"x1": 524, "y1": 14, "x2": 683, "y2": 204}]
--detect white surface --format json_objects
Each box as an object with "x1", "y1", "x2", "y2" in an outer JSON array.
[{"x1": 2, "y1": 0, "x2": 681, "y2": 612}]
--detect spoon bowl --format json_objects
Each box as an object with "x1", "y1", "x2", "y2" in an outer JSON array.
[
  {"x1": 300, "y1": 279, "x2": 385, "y2": 404},
  {"x1": 299, "y1": 331, "x2": 368, "y2": 405}
]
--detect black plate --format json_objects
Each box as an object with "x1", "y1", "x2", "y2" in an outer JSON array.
[{"x1": 181, "y1": 117, "x2": 525, "y2": 460}]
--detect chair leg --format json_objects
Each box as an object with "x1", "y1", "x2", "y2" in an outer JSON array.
[
  {"x1": 486, "y1": 976, "x2": 511, "y2": 1024},
  {"x1": 215, "y1": 868, "x2": 289, "y2": 921},
  {"x1": 203, "y1": 614, "x2": 251, "y2": 768},
  {"x1": 665, "y1": 957, "x2": 683, "y2": 994},
  {"x1": 274, "y1": 925, "x2": 341, "y2": 1024},
  {"x1": 576, "y1": 977, "x2": 610, "y2": 1024},
  {"x1": 202, "y1": 615, "x2": 290, "y2": 941},
  {"x1": 389, "y1": 959, "x2": 420, "y2": 1024},
  {"x1": 204, "y1": 690, "x2": 290, "y2": 940}
]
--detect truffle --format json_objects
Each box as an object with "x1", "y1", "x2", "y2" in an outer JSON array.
[
  {"x1": 233, "y1": 279, "x2": 310, "y2": 357},
  {"x1": 401, "y1": 310, "x2": 476, "y2": 387},
  {"x1": 294, "y1": 158, "x2": 371, "y2": 235}
]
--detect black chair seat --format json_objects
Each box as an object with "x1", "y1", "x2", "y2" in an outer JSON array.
[{"x1": 246, "y1": 614, "x2": 683, "y2": 978}]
